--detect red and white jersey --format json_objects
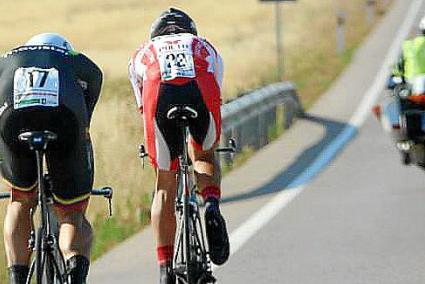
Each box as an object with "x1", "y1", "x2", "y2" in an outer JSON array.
[{"x1": 128, "y1": 33, "x2": 223, "y2": 111}]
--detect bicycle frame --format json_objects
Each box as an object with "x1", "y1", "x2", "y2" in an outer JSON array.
[
  {"x1": 173, "y1": 124, "x2": 213, "y2": 284},
  {"x1": 19, "y1": 132, "x2": 67, "y2": 284}
]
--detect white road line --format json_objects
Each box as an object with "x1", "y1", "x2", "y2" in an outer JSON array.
[{"x1": 220, "y1": 0, "x2": 424, "y2": 267}]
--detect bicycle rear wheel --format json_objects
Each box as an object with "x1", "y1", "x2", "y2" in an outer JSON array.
[
  {"x1": 34, "y1": 228, "x2": 66, "y2": 284},
  {"x1": 35, "y1": 228, "x2": 44, "y2": 284},
  {"x1": 189, "y1": 204, "x2": 215, "y2": 284},
  {"x1": 181, "y1": 203, "x2": 214, "y2": 284},
  {"x1": 174, "y1": 199, "x2": 197, "y2": 283}
]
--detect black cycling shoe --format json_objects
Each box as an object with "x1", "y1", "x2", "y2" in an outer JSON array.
[
  {"x1": 66, "y1": 255, "x2": 90, "y2": 284},
  {"x1": 205, "y1": 197, "x2": 230, "y2": 266},
  {"x1": 159, "y1": 262, "x2": 175, "y2": 284},
  {"x1": 8, "y1": 265, "x2": 29, "y2": 284}
]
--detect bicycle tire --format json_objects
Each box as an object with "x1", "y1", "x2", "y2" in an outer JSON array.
[
  {"x1": 34, "y1": 228, "x2": 64, "y2": 284},
  {"x1": 43, "y1": 253, "x2": 55, "y2": 284},
  {"x1": 177, "y1": 189, "x2": 213, "y2": 283},
  {"x1": 184, "y1": 195, "x2": 195, "y2": 283},
  {"x1": 48, "y1": 205, "x2": 67, "y2": 284},
  {"x1": 51, "y1": 252, "x2": 66, "y2": 284},
  {"x1": 190, "y1": 205, "x2": 212, "y2": 284},
  {"x1": 35, "y1": 227, "x2": 45, "y2": 284}
]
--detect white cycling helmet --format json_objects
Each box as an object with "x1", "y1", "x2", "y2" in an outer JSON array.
[
  {"x1": 419, "y1": 16, "x2": 425, "y2": 33},
  {"x1": 25, "y1": 33, "x2": 74, "y2": 51}
]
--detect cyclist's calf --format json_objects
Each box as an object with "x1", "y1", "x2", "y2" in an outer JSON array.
[
  {"x1": 54, "y1": 209, "x2": 93, "y2": 260},
  {"x1": 188, "y1": 147, "x2": 221, "y2": 200},
  {"x1": 152, "y1": 169, "x2": 178, "y2": 248},
  {"x1": 4, "y1": 189, "x2": 37, "y2": 266}
]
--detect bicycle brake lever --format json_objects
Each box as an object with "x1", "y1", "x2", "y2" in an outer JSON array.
[{"x1": 138, "y1": 144, "x2": 149, "y2": 169}]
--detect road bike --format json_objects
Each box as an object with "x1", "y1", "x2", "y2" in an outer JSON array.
[
  {"x1": 0, "y1": 130, "x2": 113, "y2": 284},
  {"x1": 139, "y1": 106, "x2": 235, "y2": 284}
]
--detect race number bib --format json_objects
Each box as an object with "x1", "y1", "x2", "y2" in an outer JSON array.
[
  {"x1": 13, "y1": 67, "x2": 59, "y2": 110},
  {"x1": 157, "y1": 44, "x2": 195, "y2": 81}
]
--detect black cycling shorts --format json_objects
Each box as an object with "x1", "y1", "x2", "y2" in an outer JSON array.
[
  {"x1": 147, "y1": 80, "x2": 220, "y2": 170},
  {"x1": 0, "y1": 106, "x2": 93, "y2": 206}
]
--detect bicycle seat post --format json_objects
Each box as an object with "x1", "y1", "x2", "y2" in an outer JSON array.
[{"x1": 18, "y1": 131, "x2": 58, "y2": 243}]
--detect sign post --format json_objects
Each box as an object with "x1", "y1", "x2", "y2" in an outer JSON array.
[
  {"x1": 365, "y1": 0, "x2": 376, "y2": 25},
  {"x1": 336, "y1": 8, "x2": 346, "y2": 55},
  {"x1": 260, "y1": 0, "x2": 296, "y2": 80}
]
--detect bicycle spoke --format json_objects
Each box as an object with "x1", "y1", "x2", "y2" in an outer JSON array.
[
  {"x1": 51, "y1": 252, "x2": 66, "y2": 284},
  {"x1": 26, "y1": 259, "x2": 36, "y2": 284}
]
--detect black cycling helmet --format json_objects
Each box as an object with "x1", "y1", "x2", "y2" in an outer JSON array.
[{"x1": 150, "y1": 7, "x2": 198, "y2": 39}]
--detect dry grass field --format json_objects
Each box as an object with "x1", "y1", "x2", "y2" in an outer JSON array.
[{"x1": 0, "y1": 0, "x2": 392, "y2": 280}]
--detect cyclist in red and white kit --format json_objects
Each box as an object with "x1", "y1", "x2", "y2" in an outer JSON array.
[{"x1": 128, "y1": 7, "x2": 229, "y2": 283}]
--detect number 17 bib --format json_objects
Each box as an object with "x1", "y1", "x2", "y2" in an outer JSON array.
[{"x1": 13, "y1": 67, "x2": 60, "y2": 110}]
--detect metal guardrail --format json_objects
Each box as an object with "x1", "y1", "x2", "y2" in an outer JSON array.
[{"x1": 220, "y1": 81, "x2": 304, "y2": 160}]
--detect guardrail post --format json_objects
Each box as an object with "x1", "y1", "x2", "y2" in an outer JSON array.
[
  {"x1": 283, "y1": 101, "x2": 295, "y2": 129},
  {"x1": 283, "y1": 105, "x2": 290, "y2": 129},
  {"x1": 233, "y1": 125, "x2": 243, "y2": 153},
  {"x1": 220, "y1": 129, "x2": 233, "y2": 165},
  {"x1": 268, "y1": 105, "x2": 278, "y2": 140},
  {"x1": 258, "y1": 110, "x2": 268, "y2": 146}
]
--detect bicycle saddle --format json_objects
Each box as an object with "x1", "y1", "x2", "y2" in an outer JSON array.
[
  {"x1": 18, "y1": 130, "x2": 57, "y2": 150},
  {"x1": 166, "y1": 106, "x2": 198, "y2": 121}
]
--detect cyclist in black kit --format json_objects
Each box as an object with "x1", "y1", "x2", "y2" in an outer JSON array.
[{"x1": 0, "y1": 33, "x2": 102, "y2": 284}]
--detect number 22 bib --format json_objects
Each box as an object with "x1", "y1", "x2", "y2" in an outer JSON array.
[{"x1": 156, "y1": 39, "x2": 196, "y2": 81}]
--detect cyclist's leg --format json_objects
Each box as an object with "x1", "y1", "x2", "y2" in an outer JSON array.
[
  {"x1": 0, "y1": 130, "x2": 38, "y2": 283},
  {"x1": 188, "y1": 75, "x2": 222, "y2": 201},
  {"x1": 144, "y1": 82, "x2": 182, "y2": 282},
  {"x1": 4, "y1": 189, "x2": 37, "y2": 283},
  {"x1": 54, "y1": 205, "x2": 92, "y2": 259},
  {"x1": 47, "y1": 132, "x2": 94, "y2": 283},
  {"x1": 189, "y1": 144, "x2": 230, "y2": 266},
  {"x1": 189, "y1": 146, "x2": 221, "y2": 199},
  {"x1": 54, "y1": 206, "x2": 92, "y2": 283},
  {"x1": 190, "y1": 75, "x2": 230, "y2": 265},
  {"x1": 151, "y1": 168, "x2": 178, "y2": 284},
  {"x1": 152, "y1": 169, "x2": 178, "y2": 260}
]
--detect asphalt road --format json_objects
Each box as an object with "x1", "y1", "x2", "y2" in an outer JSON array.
[
  {"x1": 90, "y1": 0, "x2": 425, "y2": 283},
  {"x1": 216, "y1": 110, "x2": 425, "y2": 284}
]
